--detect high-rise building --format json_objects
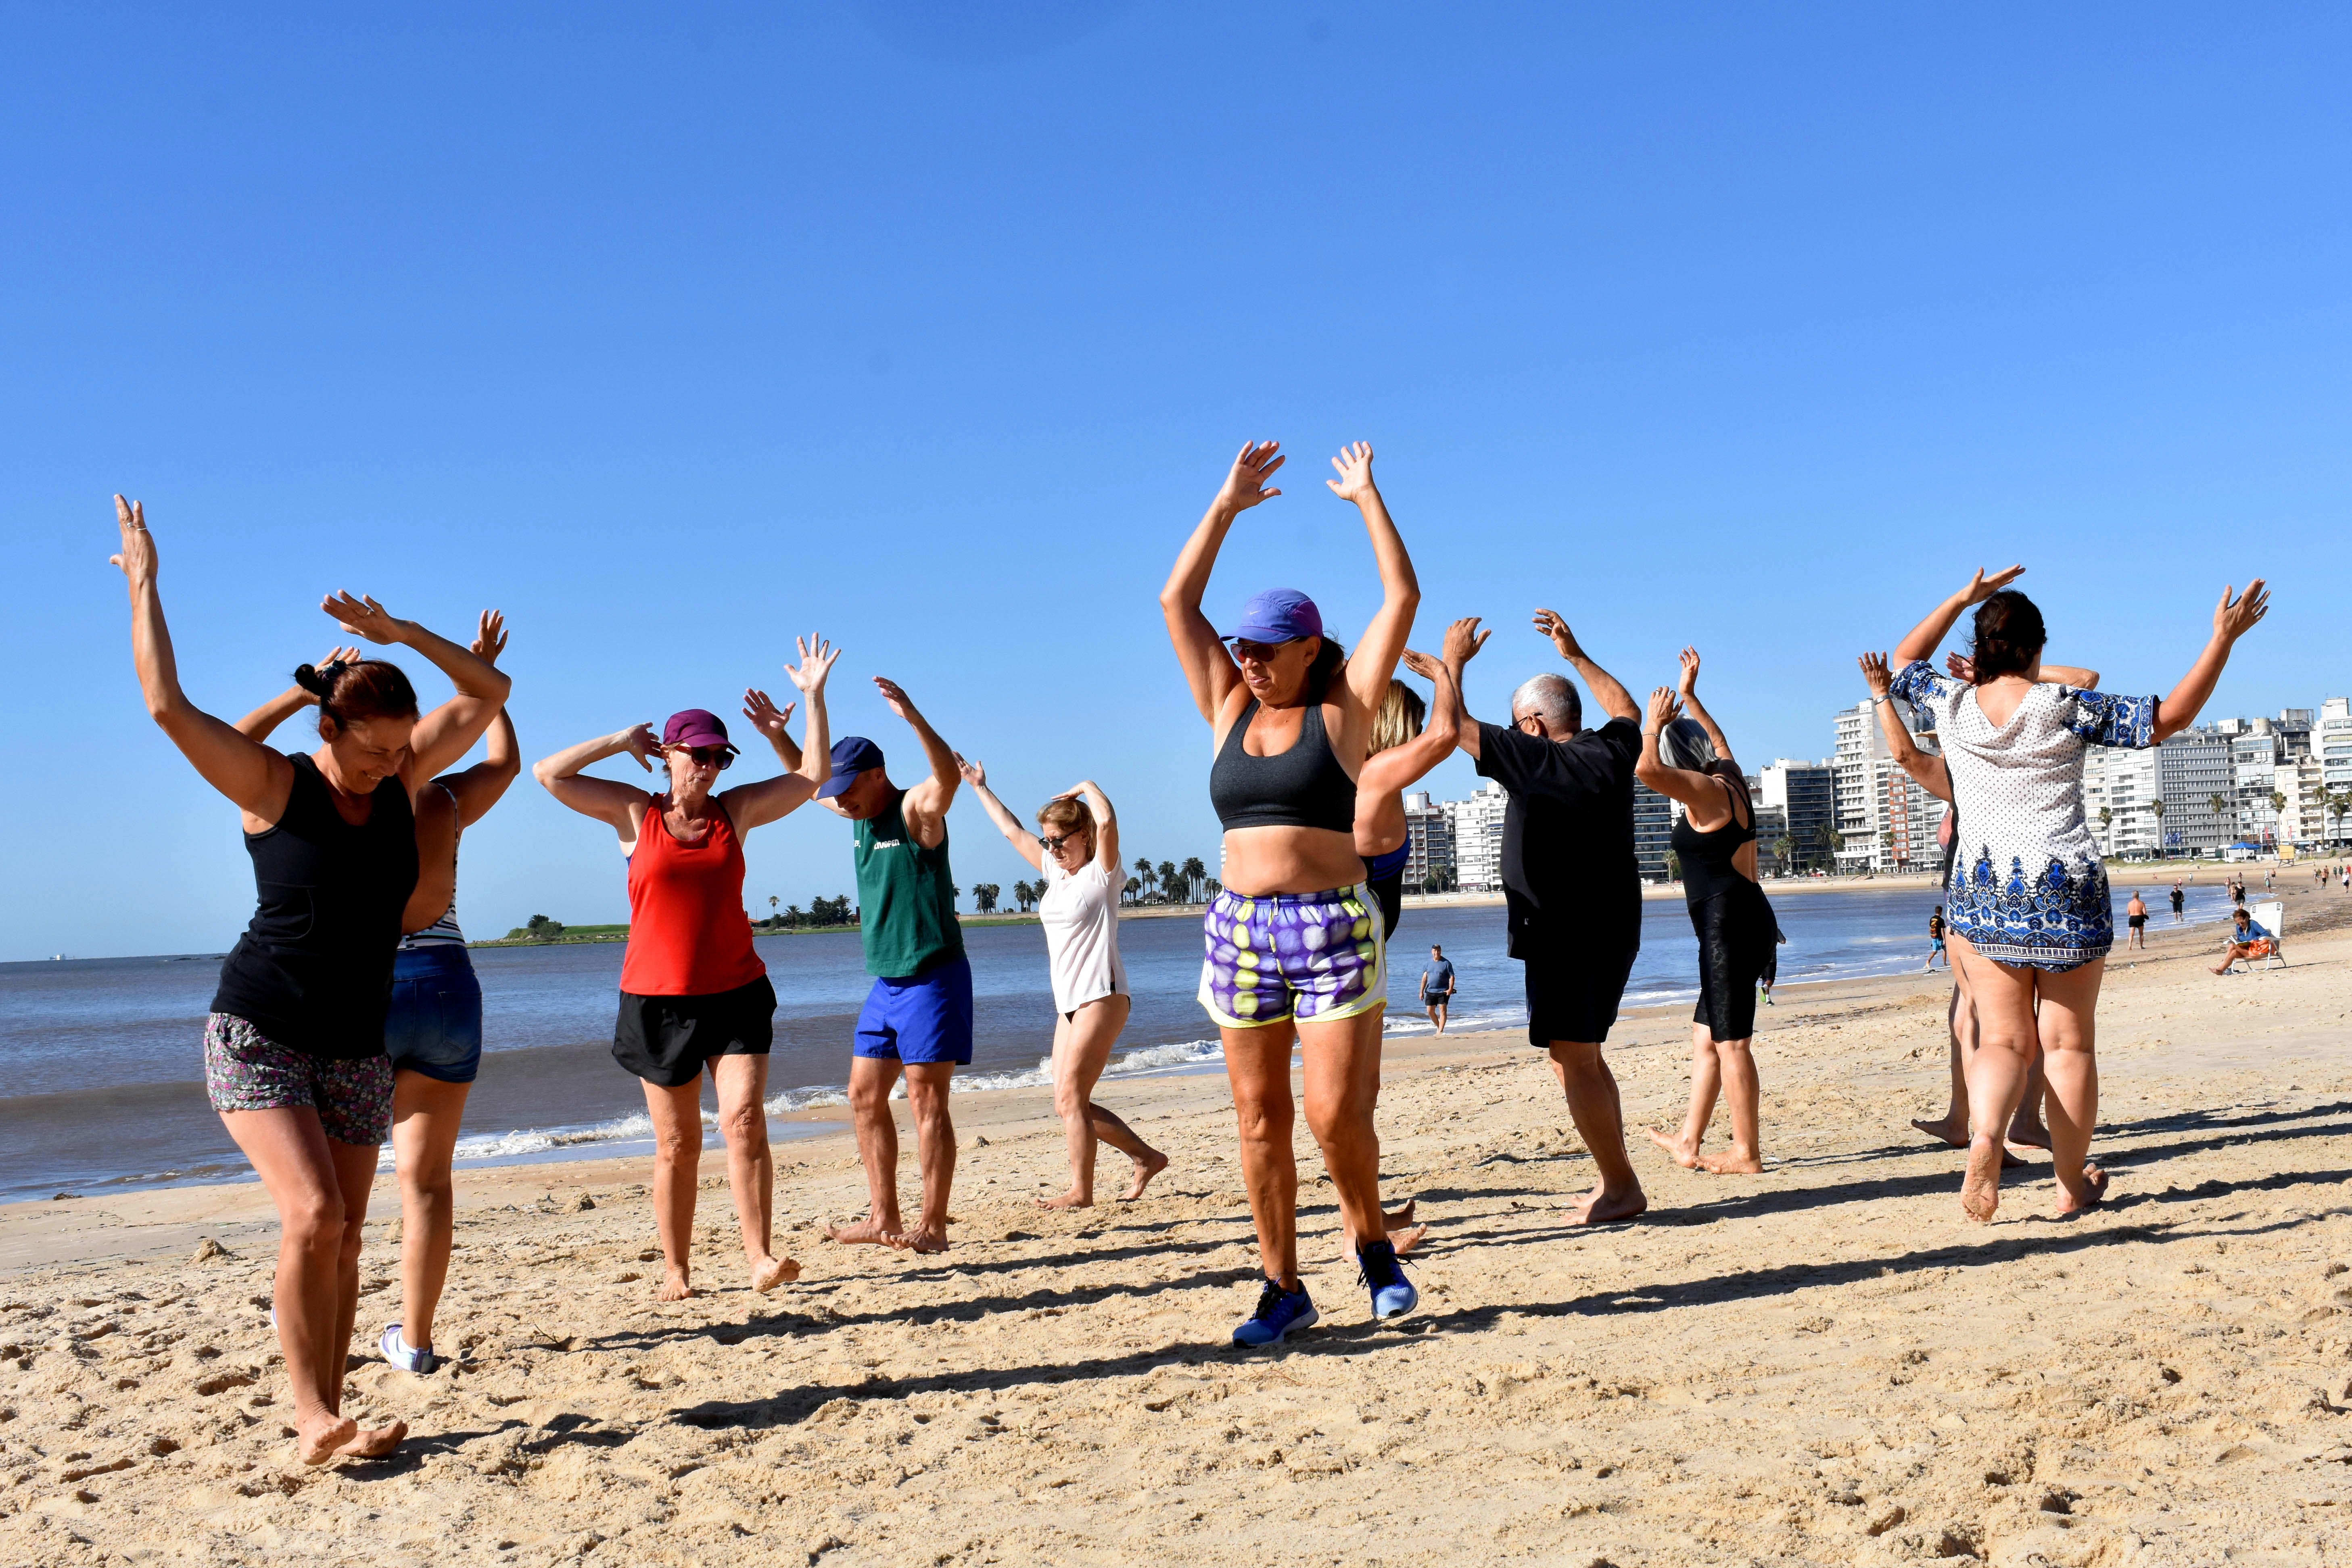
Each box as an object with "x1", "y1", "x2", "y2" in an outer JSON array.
[
  {"x1": 1759, "y1": 759, "x2": 1835, "y2": 870},
  {"x1": 1443, "y1": 781, "x2": 1508, "y2": 893},
  {"x1": 1633, "y1": 781, "x2": 1675, "y2": 882},
  {"x1": 2321, "y1": 697, "x2": 2352, "y2": 793},
  {"x1": 2276, "y1": 708, "x2": 2315, "y2": 761},
  {"x1": 1401, "y1": 790, "x2": 1454, "y2": 891},
  {"x1": 2275, "y1": 756, "x2": 2329, "y2": 847},
  {"x1": 2082, "y1": 745, "x2": 2160, "y2": 857},
  {"x1": 2156, "y1": 726, "x2": 2236, "y2": 854},
  {"x1": 2229, "y1": 727, "x2": 2285, "y2": 845},
  {"x1": 1828, "y1": 698, "x2": 1947, "y2": 873}
]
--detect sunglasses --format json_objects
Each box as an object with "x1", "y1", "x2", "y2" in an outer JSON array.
[
  {"x1": 1038, "y1": 832, "x2": 1084, "y2": 854},
  {"x1": 676, "y1": 745, "x2": 734, "y2": 770}
]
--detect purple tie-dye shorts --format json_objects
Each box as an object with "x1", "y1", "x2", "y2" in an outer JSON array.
[{"x1": 1196, "y1": 883, "x2": 1387, "y2": 1029}]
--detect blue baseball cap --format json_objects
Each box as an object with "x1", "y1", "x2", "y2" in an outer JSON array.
[
  {"x1": 1222, "y1": 588, "x2": 1324, "y2": 645},
  {"x1": 816, "y1": 735, "x2": 884, "y2": 799}
]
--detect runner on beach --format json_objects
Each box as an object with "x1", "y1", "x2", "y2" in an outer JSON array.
[
  {"x1": 809, "y1": 679, "x2": 971, "y2": 1254},
  {"x1": 532, "y1": 637, "x2": 839, "y2": 1300},
  {"x1": 234, "y1": 612, "x2": 519, "y2": 1377},
  {"x1": 2125, "y1": 888, "x2": 2149, "y2": 950},
  {"x1": 1447, "y1": 607, "x2": 1648, "y2": 1225},
  {"x1": 1161, "y1": 439, "x2": 1422, "y2": 1345},
  {"x1": 1925, "y1": 908, "x2": 1947, "y2": 971},
  {"x1": 1420, "y1": 946, "x2": 1456, "y2": 1034},
  {"x1": 1889, "y1": 566, "x2": 2267, "y2": 1221},
  {"x1": 2170, "y1": 880, "x2": 2185, "y2": 922},
  {"x1": 1354, "y1": 646, "x2": 1463, "y2": 939},
  {"x1": 957, "y1": 764, "x2": 1168, "y2": 1209},
  {"x1": 1636, "y1": 647, "x2": 1779, "y2": 1177},
  {"x1": 109, "y1": 497, "x2": 509, "y2": 1464}
]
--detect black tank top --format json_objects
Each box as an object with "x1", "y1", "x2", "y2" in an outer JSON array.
[
  {"x1": 1209, "y1": 697, "x2": 1357, "y2": 834},
  {"x1": 211, "y1": 752, "x2": 420, "y2": 1058},
  {"x1": 1669, "y1": 775, "x2": 1758, "y2": 906}
]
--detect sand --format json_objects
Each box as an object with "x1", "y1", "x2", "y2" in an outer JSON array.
[{"x1": 5, "y1": 881, "x2": 2350, "y2": 1566}]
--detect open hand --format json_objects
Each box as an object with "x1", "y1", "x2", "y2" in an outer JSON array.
[
  {"x1": 1531, "y1": 608, "x2": 1583, "y2": 661},
  {"x1": 1216, "y1": 441, "x2": 1285, "y2": 514},
  {"x1": 108, "y1": 495, "x2": 156, "y2": 584},
  {"x1": 1443, "y1": 616, "x2": 1490, "y2": 666},
  {"x1": 1677, "y1": 647, "x2": 1701, "y2": 699},
  {"x1": 1398, "y1": 648, "x2": 1442, "y2": 681},
  {"x1": 471, "y1": 610, "x2": 509, "y2": 664},
  {"x1": 786, "y1": 633, "x2": 840, "y2": 693},
  {"x1": 617, "y1": 722, "x2": 658, "y2": 773},
  {"x1": 2215, "y1": 579, "x2": 2269, "y2": 641},
  {"x1": 1961, "y1": 565, "x2": 2026, "y2": 605},
  {"x1": 739, "y1": 689, "x2": 796, "y2": 738},
  {"x1": 1944, "y1": 651, "x2": 1978, "y2": 685},
  {"x1": 1325, "y1": 442, "x2": 1376, "y2": 505},
  {"x1": 957, "y1": 755, "x2": 986, "y2": 788},
  {"x1": 873, "y1": 677, "x2": 918, "y2": 723},
  {"x1": 1859, "y1": 652, "x2": 1893, "y2": 698},
  {"x1": 321, "y1": 591, "x2": 403, "y2": 645},
  {"x1": 1645, "y1": 686, "x2": 1684, "y2": 733}
]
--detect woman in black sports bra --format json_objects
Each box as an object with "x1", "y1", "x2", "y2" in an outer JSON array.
[
  {"x1": 1633, "y1": 648, "x2": 1778, "y2": 1176},
  {"x1": 1161, "y1": 439, "x2": 1424, "y2": 1347}
]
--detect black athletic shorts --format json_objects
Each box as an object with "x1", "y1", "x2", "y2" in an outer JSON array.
[
  {"x1": 1521, "y1": 944, "x2": 1638, "y2": 1048},
  {"x1": 612, "y1": 975, "x2": 777, "y2": 1089}
]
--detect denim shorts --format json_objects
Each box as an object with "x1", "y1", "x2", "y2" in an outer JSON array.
[{"x1": 384, "y1": 944, "x2": 485, "y2": 1086}]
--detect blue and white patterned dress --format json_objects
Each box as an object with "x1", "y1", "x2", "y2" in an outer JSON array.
[{"x1": 1890, "y1": 660, "x2": 2156, "y2": 971}]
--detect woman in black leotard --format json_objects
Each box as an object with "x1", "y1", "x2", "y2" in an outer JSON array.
[
  {"x1": 109, "y1": 497, "x2": 509, "y2": 1466},
  {"x1": 1633, "y1": 649, "x2": 1776, "y2": 1175}
]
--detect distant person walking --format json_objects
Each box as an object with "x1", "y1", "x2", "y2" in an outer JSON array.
[
  {"x1": 1924, "y1": 907, "x2": 1947, "y2": 971},
  {"x1": 235, "y1": 612, "x2": 520, "y2": 1378},
  {"x1": 1890, "y1": 565, "x2": 2266, "y2": 1221},
  {"x1": 1448, "y1": 608, "x2": 1648, "y2": 1225},
  {"x1": 109, "y1": 497, "x2": 509, "y2": 1465},
  {"x1": 1420, "y1": 946, "x2": 1457, "y2": 1034},
  {"x1": 533, "y1": 637, "x2": 839, "y2": 1300},
  {"x1": 959, "y1": 765, "x2": 1167, "y2": 1209},
  {"x1": 2170, "y1": 880, "x2": 2186, "y2": 922},
  {"x1": 2125, "y1": 889, "x2": 2149, "y2": 950},
  {"x1": 1636, "y1": 647, "x2": 1778, "y2": 1177},
  {"x1": 812, "y1": 679, "x2": 972, "y2": 1254},
  {"x1": 1353, "y1": 643, "x2": 1464, "y2": 938}
]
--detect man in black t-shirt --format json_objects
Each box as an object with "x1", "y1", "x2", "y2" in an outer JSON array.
[{"x1": 1448, "y1": 608, "x2": 1648, "y2": 1226}]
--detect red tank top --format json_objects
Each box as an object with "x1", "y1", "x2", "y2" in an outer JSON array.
[{"x1": 619, "y1": 794, "x2": 765, "y2": 996}]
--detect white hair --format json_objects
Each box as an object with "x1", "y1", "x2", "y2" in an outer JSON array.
[{"x1": 1510, "y1": 673, "x2": 1582, "y2": 735}]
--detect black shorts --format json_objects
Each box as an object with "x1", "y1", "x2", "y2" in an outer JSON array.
[
  {"x1": 1522, "y1": 945, "x2": 1638, "y2": 1048},
  {"x1": 2127, "y1": 914, "x2": 2146, "y2": 928},
  {"x1": 1366, "y1": 867, "x2": 1404, "y2": 942},
  {"x1": 612, "y1": 975, "x2": 777, "y2": 1089},
  {"x1": 1422, "y1": 991, "x2": 1451, "y2": 1009}
]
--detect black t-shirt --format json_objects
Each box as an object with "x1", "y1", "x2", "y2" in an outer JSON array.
[{"x1": 1473, "y1": 717, "x2": 1642, "y2": 958}]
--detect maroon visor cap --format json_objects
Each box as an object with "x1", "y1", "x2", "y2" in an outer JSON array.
[{"x1": 662, "y1": 709, "x2": 738, "y2": 754}]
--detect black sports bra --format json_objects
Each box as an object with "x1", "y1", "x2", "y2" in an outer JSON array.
[{"x1": 1209, "y1": 697, "x2": 1358, "y2": 835}]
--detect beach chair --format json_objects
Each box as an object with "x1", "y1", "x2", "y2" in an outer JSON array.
[{"x1": 2252, "y1": 899, "x2": 2287, "y2": 970}]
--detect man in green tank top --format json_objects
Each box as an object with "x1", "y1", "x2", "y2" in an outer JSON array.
[{"x1": 799, "y1": 677, "x2": 970, "y2": 1254}]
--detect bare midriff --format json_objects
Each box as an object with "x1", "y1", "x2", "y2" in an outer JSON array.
[{"x1": 1220, "y1": 825, "x2": 1369, "y2": 898}]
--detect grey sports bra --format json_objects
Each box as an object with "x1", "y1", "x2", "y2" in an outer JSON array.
[{"x1": 1209, "y1": 697, "x2": 1358, "y2": 835}]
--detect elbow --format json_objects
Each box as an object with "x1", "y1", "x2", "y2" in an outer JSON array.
[
  {"x1": 1632, "y1": 759, "x2": 1664, "y2": 789},
  {"x1": 530, "y1": 758, "x2": 561, "y2": 790},
  {"x1": 479, "y1": 670, "x2": 514, "y2": 705}
]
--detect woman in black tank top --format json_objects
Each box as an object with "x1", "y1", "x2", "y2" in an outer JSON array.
[
  {"x1": 1631, "y1": 650, "x2": 1776, "y2": 1176},
  {"x1": 109, "y1": 498, "x2": 509, "y2": 1466},
  {"x1": 1161, "y1": 440, "x2": 1429, "y2": 1345}
]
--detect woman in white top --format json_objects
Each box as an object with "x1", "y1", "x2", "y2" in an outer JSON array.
[
  {"x1": 960, "y1": 766, "x2": 1169, "y2": 1208},
  {"x1": 1890, "y1": 566, "x2": 2268, "y2": 1223}
]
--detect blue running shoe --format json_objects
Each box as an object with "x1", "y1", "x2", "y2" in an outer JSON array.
[
  {"x1": 1232, "y1": 1278, "x2": 1318, "y2": 1347},
  {"x1": 1357, "y1": 1238, "x2": 1418, "y2": 1320}
]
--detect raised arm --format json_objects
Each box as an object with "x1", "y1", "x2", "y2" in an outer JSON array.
[
  {"x1": 1532, "y1": 609, "x2": 1636, "y2": 724},
  {"x1": 441, "y1": 613, "x2": 520, "y2": 828},
  {"x1": 1675, "y1": 647, "x2": 1734, "y2": 766},
  {"x1": 1894, "y1": 565, "x2": 2025, "y2": 666},
  {"x1": 532, "y1": 724, "x2": 658, "y2": 839},
  {"x1": 1632, "y1": 688, "x2": 1723, "y2": 810},
  {"x1": 109, "y1": 497, "x2": 295, "y2": 818},
  {"x1": 317, "y1": 593, "x2": 512, "y2": 779},
  {"x1": 1861, "y1": 652, "x2": 1951, "y2": 803},
  {"x1": 1442, "y1": 616, "x2": 1491, "y2": 762},
  {"x1": 956, "y1": 758, "x2": 1046, "y2": 872},
  {"x1": 875, "y1": 677, "x2": 960, "y2": 848},
  {"x1": 1160, "y1": 442, "x2": 1283, "y2": 723},
  {"x1": 1327, "y1": 443, "x2": 1421, "y2": 714},
  {"x1": 1945, "y1": 651, "x2": 2100, "y2": 689},
  {"x1": 1358, "y1": 648, "x2": 1462, "y2": 797},
  {"x1": 1067, "y1": 779, "x2": 1120, "y2": 875},
  {"x1": 232, "y1": 644, "x2": 362, "y2": 743},
  {"x1": 723, "y1": 635, "x2": 840, "y2": 832},
  {"x1": 2152, "y1": 580, "x2": 2268, "y2": 741}
]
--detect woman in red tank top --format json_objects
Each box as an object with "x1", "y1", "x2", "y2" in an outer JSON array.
[{"x1": 534, "y1": 635, "x2": 840, "y2": 1301}]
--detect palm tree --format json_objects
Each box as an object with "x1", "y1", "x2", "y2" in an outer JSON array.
[
  {"x1": 1203, "y1": 877, "x2": 1221, "y2": 900},
  {"x1": 1158, "y1": 860, "x2": 1180, "y2": 904},
  {"x1": 973, "y1": 883, "x2": 999, "y2": 914},
  {"x1": 1810, "y1": 822, "x2": 1842, "y2": 872},
  {"x1": 2147, "y1": 798, "x2": 2165, "y2": 857},
  {"x1": 1133, "y1": 859, "x2": 1157, "y2": 901},
  {"x1": 2208, "y1": 792, "x2": 2232, "y2": 848},
  {"x1": 1878, "y1": 828, "x2": 1897, "y2": 873},
  {"x1": 1772, "y1": 833, "x2": 1797, "y2": 876},
  {"x1": 2331, "y1": 789, "x2": 2352, "y2": 846},
  {"x1": 2269, "y1": 788, "x2": 2288, "y2": 845},
  {"x1": 1123, "y1": 875, "x2": 1142, "y2": 904},
  {"x1": 1179, "y1": 856, "x2": 1207, "y2": 904}
]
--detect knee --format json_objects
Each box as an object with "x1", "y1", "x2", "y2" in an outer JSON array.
[
  {"x1": 1303, "y1": 1092, "x2": 1370, "y2": 1148},
  {"x1": 718, "y1": 1105, "x2": 766, "y2": 1147},
  {"x1": 652, "y1": 1122, "x2": 702, "y2": 1162},
  {"x1": 1230, "y1": 1099, "x2": 1289, "y2": 1146},
  {"x1": 1548, "y1": 1042, "x2": 1601, "y2": 1077},
  {"x1": 283, "y1": 1190, "x2": 345, "y2": 1250},
  {"x1": 402, "y1": 1168, "x2": 454, "y2": 1211},
  {"x1": 1053, "y1": 1084, "x2": 1086, "y2": 1122},
  {"x1": 848, "y1": 1080, "x2": 894, "y2": 1117}
]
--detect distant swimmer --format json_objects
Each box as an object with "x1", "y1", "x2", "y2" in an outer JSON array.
[
  {"x1": 110, "y1": 497, "x2": 508, "y2": 1464},
  {"x1": 534, "y1": 637, "x2": 841, "y2": 1300},
  {"x1": 236, "y1": 612, "x2": 520, "y2": 1377},
  {"x1": 960, "y1": 764, "x2": 1167, "y2": 1209},
  {"x1": 1420, "y1": 945, "x2": 1456, "y2": 1035},
  {"x1": 2125, "y1": 888, "x2": 2148, "y2": 951},
  {"x1": 810, "y1": 679, "x2": 971, "y2": 1255},
  {"x1": 1636, "y1": 647, "x2": 1779, "y2": 1177}
]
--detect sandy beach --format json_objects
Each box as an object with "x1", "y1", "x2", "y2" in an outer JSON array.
[{"x1": 5, "y1": 879, "x2": 2349, "y2": 1565}]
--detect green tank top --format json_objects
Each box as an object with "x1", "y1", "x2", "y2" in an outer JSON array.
[{"x1": 852, "y1": 791, "x2": 965, "y2": 979}]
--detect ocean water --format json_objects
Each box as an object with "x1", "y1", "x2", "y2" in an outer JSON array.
[{"x1": 0, "y1": 882, "x2": 2245, "y2": 1199}]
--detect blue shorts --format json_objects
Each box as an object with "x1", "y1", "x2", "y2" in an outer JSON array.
[
  {"x1": 384, "y1": 944, "x2": 483, "y2": 1086},
  {"x1": 854, "y1": 956, "x2": 974, "y2": 1066}
]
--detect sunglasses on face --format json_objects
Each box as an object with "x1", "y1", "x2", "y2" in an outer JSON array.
[
  {"x1": 677, "y1": 746, "x2": 734, "y2": 770},
  {"x1": 1038, "y1": 833, "x2": 1083, "y2": 854}
]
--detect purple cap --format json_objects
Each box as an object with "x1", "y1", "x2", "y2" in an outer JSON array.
[
  {"x1": 815, "y1": 735, "x2": 885, "y2": 800},
  {"x1": 1222, "y1": 588, "x2": 1324, "y2": 645},
  {"x1": 662, "y1": 709, "x2": 737, "y2": 754}
]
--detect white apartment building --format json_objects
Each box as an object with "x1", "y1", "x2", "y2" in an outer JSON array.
[
  {"x1": 1443, "y1": 781, "x2": 1508, "y2": 892},
  {"x1": 1401, "y1": 791, "x2": 1453, "y2": 891},
  {"x1": 1829, "y1": 698, "x2": 1946, "y2": 873},
  {"x1": 2225, "y1": 721, "x2": 2284, "y2": 844},
  {"x1": 2275, "y1": 756, "x2": 2330, "y2": 848},
  {"x1": 1634, "y1": 782, "x2": 1675, "y2": 882},
  {"x1": 2156, "y1": 727, "x2": 2236, "y2": 854},
  {"x1": 1758, "y1": 758, "x2": 1835, "y2": 870},
  {"x1": 2322, "y1": 697, "x2": 2352, "y2": 793},
  {"x1": 2082, "y1": 745, "x2": 2161, "y2": 856}
]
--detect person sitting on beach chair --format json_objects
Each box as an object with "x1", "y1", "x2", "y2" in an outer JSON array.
[{"x1": 2209, "y1": 907, "x2": 2278, "y2": 974}]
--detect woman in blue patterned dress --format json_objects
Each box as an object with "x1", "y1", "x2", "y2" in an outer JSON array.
[{"x1": 1890, "y1": 567, "x2": 2268, "y2": 1222}]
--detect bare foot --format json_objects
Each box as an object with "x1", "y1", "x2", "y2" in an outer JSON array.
[
  {"x1": 2005, "y1": 1123, "x2": 2052, "y2": 1152},
  {"x1": 1340, "y1": 1222, "x2": 1427, "y2": 1268},
  {"x1": 1383, "y1": 1198, "x2": 1417, "y2": 1232},
  {"x1": 1118, "y1": 1149, "x2": 1170, "y2": 1202},
  {"x1": 1565, "y1": 1185, "x2": 1647, "y2": 1226},
  {"x1": 2055, "y1": 1163, "x2": 2109, "y2": 1219},
  {"x1": 332, "y1": 1420, "x2": 407, "y2": 1459},
  {"x1": 823, "y1": 1217, "x2": 899, "y2": 1246},
  {"x1": 1960, "y1": 1134, "x2": 2003, "y2": 1223},
  {"x1": 1642, "y1": 1125, "x2": 1701, "y2": 1169},
  {"x1": 1035, "y1": 1190, "x2": 1093, "y2": 1211},
  {"x1": 1910, "y1": 1116, "x2": 1968, "y2": 1149},
  {"x1": 293, "y1": 1412, "x2": 359, "y2": 1467},
  {"x1": 887, "y1": 1222, "x2": 950, "y2": 1254},
  {"x1": 1694, "y1": 1148, "x2": 1764, "y2": 1175},
  {"x1": 750, "y1": 1255, "x2": 799, "y2": 1292},
  {"x1": 655, "y1": 1268, "x2": 697, "y2": 1301}
]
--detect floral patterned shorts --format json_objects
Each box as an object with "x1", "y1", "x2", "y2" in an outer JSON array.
[
  {"x1": 1197, "y1": 883, "x2": 1387, "y2": 1030},
  {"x1": 203, "y1": 1014, "x2": 395, "y2": 1146}
]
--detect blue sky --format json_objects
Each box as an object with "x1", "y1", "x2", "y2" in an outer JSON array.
[{"x1": 6, "y1": 3, "x2": 2346, "y2": 958}]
